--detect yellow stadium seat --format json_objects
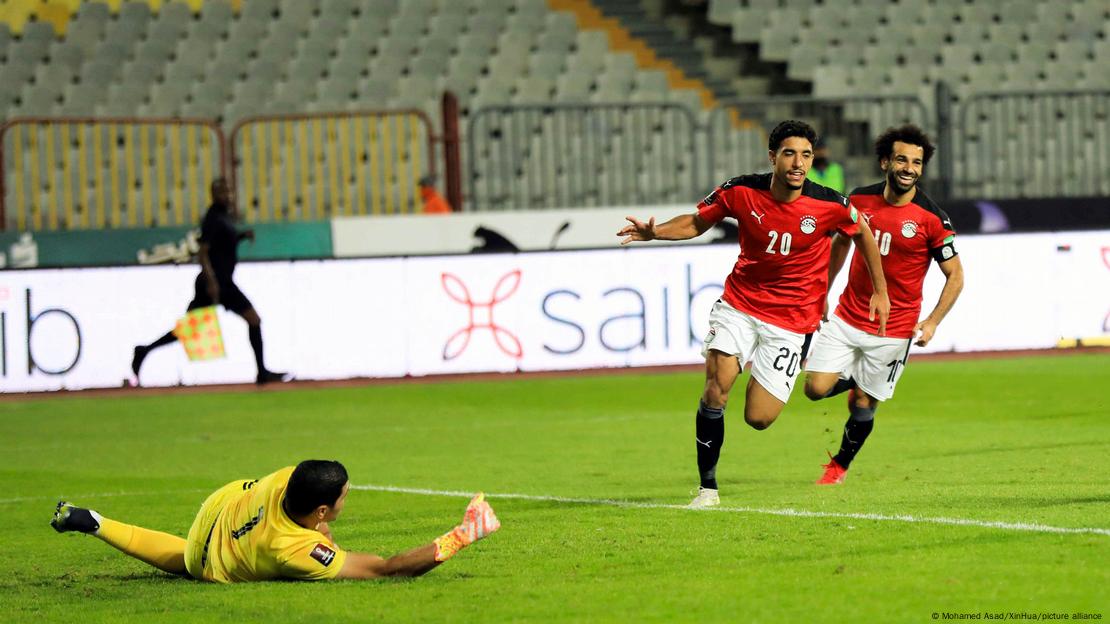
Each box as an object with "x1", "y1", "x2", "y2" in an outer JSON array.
[
  {"x1": 0, "y1": 3, "x2": 35, "y2": 34},
  {"x1": 90, "y1": 0, "x2": 122, "y2": 12},
  {"x1": 34, "y1": 2, "x2": 74, "y2": 36}
]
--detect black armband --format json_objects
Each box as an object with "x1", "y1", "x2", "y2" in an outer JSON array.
[{"x1": 930, "y1": 241, "x2": 958, "y2": 263}]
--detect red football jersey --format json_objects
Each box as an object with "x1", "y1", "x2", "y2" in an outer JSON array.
[
  {"x1": 835, "y1": 182, "x2": 958, "y2": 338},
  {"x1": 698, "y1": 174, "x2": 861, "y2": 334}
]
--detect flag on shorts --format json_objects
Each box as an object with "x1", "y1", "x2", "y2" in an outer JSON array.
[{"x1": 173, "y1": 306, "x2": 225, "y2": 361}]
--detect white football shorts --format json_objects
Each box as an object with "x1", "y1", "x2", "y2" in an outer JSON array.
[
  {"x1": 804, "y1": 314, "x2": 913, "y2": 401},
  {"x1": 701, "y1": 299, "x2": 810, "y2": 404}
]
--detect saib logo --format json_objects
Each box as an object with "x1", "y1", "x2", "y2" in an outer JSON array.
[{"x1": 0, "y1": 287, "x2": 82, "y2": 377}]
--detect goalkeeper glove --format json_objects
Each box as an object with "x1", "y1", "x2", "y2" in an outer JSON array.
[{"x1": 433, "y1": 493, "x2": 501, "y2": 562}]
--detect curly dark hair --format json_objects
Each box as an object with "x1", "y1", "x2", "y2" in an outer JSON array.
[
  {"x1": 874, "y1": 124, "x2": 936, "y2": 166},
  {"x1": 768, "y1": 120, "x2": 817, "y2": 152}
]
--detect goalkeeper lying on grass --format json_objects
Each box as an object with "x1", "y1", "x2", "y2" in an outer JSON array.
[{"x1": 50, "y1": 460, "x2": 500, "y2": 582}]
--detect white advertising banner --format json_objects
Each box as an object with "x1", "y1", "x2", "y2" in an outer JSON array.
[
  {"x1": 1, "y1": 230, "x2": 1107, "y2": 393},
  {"x1": 331, "y1": 205, "x2": 714, "y2": 257}
]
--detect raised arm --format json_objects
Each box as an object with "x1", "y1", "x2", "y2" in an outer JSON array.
[
  {"x1": 848, "y1": 218, "x2": 890, "y2": 336},
  {"x1": 914, "y1": 255, "x2": 964, "y2": 347},
  {"x1": 335, "y1": 493, "x2": 500, "y2": 580},
  {"x1": 617, "y1": 213, "x2": 714, "y2": 245}
]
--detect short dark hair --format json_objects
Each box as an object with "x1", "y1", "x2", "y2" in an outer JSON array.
[
  {"x1": 875, "y1": 124, "x2": 936, "y2": 166},
  {"x1": 768, "y1": 120, "x2": 817, "y2": 152},
  {"x1": 285, "y1": 460, "x2": 349, "y2": 516}
]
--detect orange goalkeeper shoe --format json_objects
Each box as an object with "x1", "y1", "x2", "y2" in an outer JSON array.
[
  {"x1": 816, "y1": 453, "x2": 848, "y2": 485},
  {"x1": 434, "y1": 493, "x2": 501, "y2": 561}
]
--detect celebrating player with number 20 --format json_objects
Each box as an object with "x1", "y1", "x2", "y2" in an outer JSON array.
[{"x1": 617, "y1": 120, "x2": 889, "y2": 508}]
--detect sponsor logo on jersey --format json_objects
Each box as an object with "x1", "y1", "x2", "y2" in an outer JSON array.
[
  {"x1": 310, "y1": 543, "x2": 336, "y2": 567},
  {"x1": 901, "y1": 221, "x2": 918, "y2": 238},
  {"x1": 800, "y1": 215, "x2": 817, "y2": 234},
  {"x1": 750, "y1": 209, "x2": 766, "y2": 224}
]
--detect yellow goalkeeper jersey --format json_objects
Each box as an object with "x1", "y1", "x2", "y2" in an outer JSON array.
[{"x1": 185, "y1": 466, "x2": 347, "y2": 583}]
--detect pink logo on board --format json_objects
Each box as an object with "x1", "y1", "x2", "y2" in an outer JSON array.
[{"x1": 441, "y1": 270, "x2": 524, "y2": 361}]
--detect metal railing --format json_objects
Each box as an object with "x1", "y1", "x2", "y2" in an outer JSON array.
[
  {"x1": 466, "y1": 102, "x2": 700, "y2": 211},
  {"x1": 3, "y1": 88, "x2": 1107, "y2": 231},
  {"x1": 0, "y1": 117, "x2": 226, "y2": 231},
  {"x1": 229, "y1": 109, "x2": 436, "y2": 220},
  {"x1": 465, "y1": 95, "x2": 934, "y2": 211},
  {"x1": 954, "y1": 89, "x2": 1110, "y2": 199}
]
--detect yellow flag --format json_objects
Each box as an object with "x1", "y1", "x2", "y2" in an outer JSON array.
[{"x1": 173, "y1": 306, "x2": 226, "y2": 361}]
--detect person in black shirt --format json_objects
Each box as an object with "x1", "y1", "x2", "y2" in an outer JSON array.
[{"x1": 131, "y1": 178, "x2": 289, "y2": 385}]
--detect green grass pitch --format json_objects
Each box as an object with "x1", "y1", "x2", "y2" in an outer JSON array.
[{"x1": 2, "y1": 353, "x2": 1108, "y2": 622}]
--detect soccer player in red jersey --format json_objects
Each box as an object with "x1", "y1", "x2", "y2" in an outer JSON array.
[
  {"x1": 804, "y1": 124, "x2": 965, "y2": 484},
  {"x1": 617, "y1": 120, "x2": 890, "y2": 507}
]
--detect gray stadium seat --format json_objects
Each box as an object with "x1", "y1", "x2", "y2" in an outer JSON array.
[
  {"x1": 708, "y1": 0, "x2": 741, "y2": 26},
  {"x1": 555, "y1": 72, "x2": 592, "y2": 102},
  {"x1": 528, "y1": 52, "x2": 565, "y2": 80},
  {"x1": 512, "y1": 76, "x2": 556, "y2": 104}
]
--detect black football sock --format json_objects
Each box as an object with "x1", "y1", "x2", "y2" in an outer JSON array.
[
  {"x1": 147, "y1": 330, "x2": 178, "y2": 350},
  {"x1": 134, "y1": 331, "x2": 178, "y2": 376},
  {"x1": 695, "y1": 401, "x2": 725, "y2": 490},
  {"x1": 248, "y1": 324, "x2": 266, "y2": 375},
  {"x1": 824, "y1": 377, "x2": 857, "y2": 398},
  {"x1": 833, "y1": 404, "x2": 876, "y2": 469}
]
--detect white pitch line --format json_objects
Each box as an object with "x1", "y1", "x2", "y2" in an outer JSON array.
[{"x1": 351, "y1": 484, "x2": 1110, "y2": 537}]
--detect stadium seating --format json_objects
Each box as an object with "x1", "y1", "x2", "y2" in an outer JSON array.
[
  {"x1": 707, "y1": 0, "x2": 1110, "y2": 197},
  {"x1": 0, "y1": 0, "x2": 727, "y2": 221},
  {"x1": 0, "y1": 0, "x2": 1107, "y2": 225}
]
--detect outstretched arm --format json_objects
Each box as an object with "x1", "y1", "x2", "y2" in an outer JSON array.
[
  {"x1": 849, "y1": 219, "x2": 890, "y2": 336},
  {"x1": 337, "y1": 544, "x2": 441, "y2": 579},
  {"x1": 334, "y1": 493, "x2": 500, "y2": 580},
  {"x1": 914, "y1": 255, "x2": 964, "y2": 347},
  {"x1": 617, "y1": 213, "x2": 714, "y2": 245}
]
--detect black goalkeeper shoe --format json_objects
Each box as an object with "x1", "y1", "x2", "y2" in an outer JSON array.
[{"x1": 51, "y1": 501, "x2": 99, "y2": 534}]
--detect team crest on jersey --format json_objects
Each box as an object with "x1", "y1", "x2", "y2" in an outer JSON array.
[
  {"x1": 800, "y1": 215, "x2": 817, "y2": 234},
  {"x1": 901, "y1": 220, "x2": 918, "y2": 238},
  {"x1": 310, "y1": 543, "x2": 336, "y2": 567}
]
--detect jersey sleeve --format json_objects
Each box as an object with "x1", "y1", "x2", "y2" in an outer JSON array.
[
  {"x1": 696, "y1": 182, "x2": 738, "y2": 223},
  {"x1": 835, "y1": 201, "x2": 861, "y2": 237},
  {"x1": 927, "y1": 210, "x2": 958, "y2": 263},
  {"x1": 277, "y1": 535, "x2": 348, "y2": 581}
]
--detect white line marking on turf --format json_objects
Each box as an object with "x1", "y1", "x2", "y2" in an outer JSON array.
[{"x1": 351, "y1": 484, "x2": 1110, "y2": 537}]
